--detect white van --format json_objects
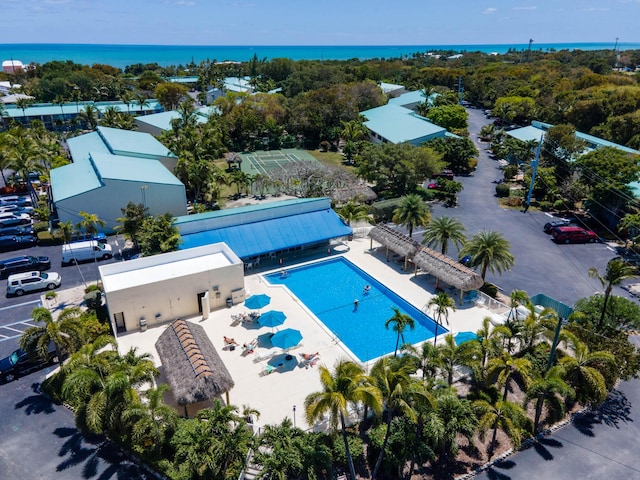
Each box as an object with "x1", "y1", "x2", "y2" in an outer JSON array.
[{"x1": 62, "y1": 240, "x2": 112, "y2": 266}]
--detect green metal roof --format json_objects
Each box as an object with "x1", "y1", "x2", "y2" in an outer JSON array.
[
  {"x1": 90, "y1": 152, "x2": 183, "y2": 185},
  {"x1": 97, "y1": 126, "x2": 177, "y2": 159},
  {"x1": 362, "y1": 104, "x2": 446, "y2": 145},
  {"x1": 50, "y1": 160, "x2": 103, "y2": 202}
]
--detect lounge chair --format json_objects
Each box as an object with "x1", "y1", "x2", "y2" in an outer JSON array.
[
  {"x1": 299, "y1": 352, "x2": 320, "y2": 368},
  {"x1": 241, "y1": 339, "x2": 258, "y2": 355},
  {"x1": 261, "y1": 363, "x2": 283, "y2": 376}
]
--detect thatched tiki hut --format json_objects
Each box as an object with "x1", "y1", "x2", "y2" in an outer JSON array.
[
  {"x1": 368, "y1": 224, "x2": 483, "y2": 303},
  {"x1": 332, "y1": 185, "x2": 378, "y2": 205},
  {"x1": 368, "y1": 223, "x2": 420, "y2": 269},
  {"x1": 155, "y1": 319, "x2": 234, "y2": 417}
]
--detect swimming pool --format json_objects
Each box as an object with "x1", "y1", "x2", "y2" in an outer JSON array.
[{"x1": 265, "y1": 257, "x2": 445, "y2": 362}]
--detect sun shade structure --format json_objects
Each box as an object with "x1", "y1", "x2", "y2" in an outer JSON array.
[
  {"x1": 155, "y1": 319, "x2": 234, "y2": 411},
  {"x1": 332, "y1": 185, "x2": 378, "y2": 205},
  {"x1": 258, "y1": 310, "x2": 287, "y2": 329},
  {"x1": 245, "y1": 293, "x2": 271, "y2": 310},
  {"x1": 368, "y1": 224, "x2": 484, "y2": 298},
  {"x1": 270, "y1": 328, "x2": 303, "y2": 350}
]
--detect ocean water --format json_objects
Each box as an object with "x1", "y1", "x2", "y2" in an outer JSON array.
[{"x1": 1, "y1": 42, "x2": 638, "y2": 69}]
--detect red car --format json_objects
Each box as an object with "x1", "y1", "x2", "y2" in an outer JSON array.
[{"x1": 552, "y1": 226, "x2": 598, "y2": 244}]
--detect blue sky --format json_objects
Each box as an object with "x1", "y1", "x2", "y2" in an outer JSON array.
[{"x1": 4, "y1": 0, "x2": 639, "y2": 45}]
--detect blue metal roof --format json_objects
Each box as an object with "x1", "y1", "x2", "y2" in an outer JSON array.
[
  {"x1": 362, "y1": 104, "x2": 446, "y2": 144},
  {"x1": 179, "y1": 208, "x2": 352, "y2": 258},
  {"x1": 135, "y1": 108, "x2": 212, "y2": 131},
  {"x1": 67, "y1": 131, "x2": 110, "y2": 163},
  {"x1": 97, "y1": 126, "x2": 177, "y2": 159}
]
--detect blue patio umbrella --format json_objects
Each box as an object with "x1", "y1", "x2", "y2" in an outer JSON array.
[
  {"x1": 244, "y1": 293, "x2": 271, "y2": 310},
  {"x1": 270, "y1": 328, "x2": 303, "y2": 350},
  {"x1": 455, "y1": 331, "x2": 479, "y2": 346},
  {"x1": 258, "y1": 310, "x2": 287, "y2": 330}
]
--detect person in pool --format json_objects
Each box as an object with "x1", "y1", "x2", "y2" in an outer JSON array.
[{"x1": 363, "y1": 285, "x2": 371, "y2": 294}]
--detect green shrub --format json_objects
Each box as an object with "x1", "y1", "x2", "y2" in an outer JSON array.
[
  {"x1": 370, "y1": 197, "x2": 403, "y2": 223},
  {"x1": 480, "y1": 282, "x2": 498, "y2": 298},
  {"x1": 331, "y1": 432, "x2": 364, "y2": 470},
  {"x1": 495, "y1": 183, "x2": 510, "y2": 197},
  {"x1": 505, "y1": 196, "x2": 523, "y2": 207},
  {"x1": 553, "y1": 199, "x2": 571, "y2": 211},
  {"x1": 37, "y1": 230, "x2": 62, "y2": 246},
  {"x1": 33, "y1": 221, "x2": 49, "y2": 233},
  {"x1": 539, "y1": 201, "x2": 553, "y2": 211},
  {"x1": 503, "y1": 164, "x2": 518, "y2": 180}
]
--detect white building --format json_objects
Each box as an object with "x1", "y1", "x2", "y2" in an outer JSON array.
[{"x1": 100, "y1": 243, "x2": 245, "y2": 334}]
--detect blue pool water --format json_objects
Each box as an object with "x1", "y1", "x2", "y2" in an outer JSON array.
[{"x1": 265, "y1": 257, "x2": 445, "y2": 362}]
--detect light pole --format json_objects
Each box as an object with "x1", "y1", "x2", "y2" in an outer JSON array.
[
  {"x1": 141, "y1": 185, "x2": 147, "y2": 209},
  {"x1": 293, "y1": 405, "x2": 296, "y2": 428}
]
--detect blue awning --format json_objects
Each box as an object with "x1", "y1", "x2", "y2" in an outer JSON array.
[{"x1": 179, "y1": 209, "x2": 352, "y2": 258}]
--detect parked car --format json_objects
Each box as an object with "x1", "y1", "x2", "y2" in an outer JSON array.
[
  {"x1": 6, "y1": 270, "x2": 61, "y2": 296},
  {"x1": 0, "y1": 255, "x2": 51, "y2": 278},
  {"x1": 0, "y1": 234, "x2": 37, "y2": 251},
  {"x1": 0, "y1": 204, "x2": 35, "y2": 215},
  {"x1": 0, "y1": 225, "x2": 36, "y2": 237},
  {"x1": 69, "y1": 232, "x2": 107, "y2": 244},
  {"x1": 0, "y1": 212, "x2": 31, "y2": 228},
  {"x1": 543, "y1": 218, "x2": 572, "y2": 233},
  {"x1": 552, "y1": 226, "x2": 599, "y2": 244},
  {"x1": 62, "y1": 240, "x2": 112, "y2": 265},
  {"x1": 0, "y1": 195, "x2": 32, "y2": 207},
  {"x1": 0, "y1": 346, "x2": 58, "y2": 383}
]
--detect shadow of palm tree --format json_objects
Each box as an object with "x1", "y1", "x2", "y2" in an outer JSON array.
[
  {"x1": 14, "y1": 382, "x2": 56, "y2": 415},
  {"x1": 484, "y1": 462, "x2": 514, "y2": 480},
  {"x1": 573, "y1": 388, "x2": 632, "y2": 437},
  {"x1": 53, "y1": 427, "x2": 148, "y2": 479}
]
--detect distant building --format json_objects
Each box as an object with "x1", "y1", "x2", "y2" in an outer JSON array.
[
  {"x1": 2, "y1": 59, "x2": 23, "y2": 74},
  {"x1": 135, "y1": 106, "x2": 216, "y2": 136},
  {"x1": 361, "y1": 103, "x2": 447, "y2": 145}
]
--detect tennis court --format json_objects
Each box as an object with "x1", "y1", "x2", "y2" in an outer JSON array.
[{"x1": 240, "y1": 149, "x2": 318, "y2": 178}]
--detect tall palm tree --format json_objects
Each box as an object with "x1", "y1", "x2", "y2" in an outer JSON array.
[
  {"x1": 425, "y1": 291, "x2": 456, "y2": 346},
  {"x1": 53, "y1": 95, "x2": 67, "y2": 129},
  {"x1": 123, "y1": 384, "x2": 178, "y2": 458},
  {"x1": 78, "y1": 104, "x2": 99, "y2": 130},
  {"x1": 428, "y1": 390, "x2": 477, "y2": 464},
  {"x1": 77, "y1": 211, "x2": 106, "y2": 280},
  {"x1": 305, "y1": 359, "x2": 382, "y2": 480},
  {"x1": 58, "y1": 220, "x2": 87, "y2": 287},
  {"x1": 460, "y1": 230, "x2": 515, "y2": 280},
  {"x1": 588, "y1": 258, "x2": 638, "y2": 331},
  {"x1": 4, "y1": 127, "x2": 43, "y2": 201},
  {"x1": 437, "y1": 333, "x2": 477, "y2": 386},
  {"x1": 392, "y1": 194, "x2": 431, "y2": 238},
  {"x1": 559, "y1": 335, "x2": 615, "y2": 405},
  {"x1": 474, "y1": 398, "x2": 531, "y2": 459},
  {"x1": 525, "y1": 366, "x2": 574, "y2": 433},
  {"x1": 486, "y1": 351, "x2": 533, "y2": 401},
  {"x1": 401, "y1": 341, "x2": 441, "y2": 383},
  {"x1": 385, "y1": 307, "x2": 416, "y2": 357},
  {"x1": 337, "y1": 201, "x2": 370, "y2": 226},
  {"x1": 422, "y1": 215, "x2": 466, "y2": 256},
  {"x1": 370, "y1": 356, "x2": 435, "y2": 480},
  {"x1": 15, "y1": 97, "x2": 33, "y2": 127},
  {"x1": 19, "y1": 307, "x2": 84, "y2": 364}
]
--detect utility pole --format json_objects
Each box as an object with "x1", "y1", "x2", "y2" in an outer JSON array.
[{"x1": 524, "y1": 134, "x2": 544, "y2": 212}]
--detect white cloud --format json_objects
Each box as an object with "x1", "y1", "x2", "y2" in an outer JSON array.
[
  {"x1": 176, "y1": 1, "x2": 196, "y2": 5},
  {"x1": 513, "y1": 6, "x2": 537, "y2": 10},
  {"x1": 482, "y1": 7, "x2": 497, "y2": 14},
  {"x1": 583, "y1": 7, "x2": 609, "y2": 11}
]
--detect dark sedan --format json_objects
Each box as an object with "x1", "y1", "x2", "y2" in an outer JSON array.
[
  {"x1": 0, "y1": 347, "x2": 58, "y2": 383},
  {"x1": 0, "y1": 225, "x2": 36, "y2": 237},
  {"x1": 0, "y1": 235, "x2": 37, "y2": 251}
]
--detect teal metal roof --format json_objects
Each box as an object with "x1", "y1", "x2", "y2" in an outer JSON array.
[
  {"x1": 530, "y1": 293, "x2": 574, "y2": 320},
  {"x1": 506, "y1": 125, "x2": 544, "y2": 143},
  {"x1": 175, "y1": 198, "x2": 323, "y2": 225},
  {"x1": 50, "y1": 161, "x2": 102, "y2": 202},
  {"x1": 90, "y1": 152, "x2": 183, "y2": 185},
  {"x1": 97, "y1": 126, "x2": 177, "y2": 158},
  {"x1": 67, "y1": 131, "x2": 110, "y2": 163},
  {"x1": 136, "y1": 109, "x2": 211, "y2": 131},
  {"x1": 362, "y1": 104, "x2": 446, "y2": 144},
  {"x1": 2, "y1": 100, "x2": 161, "y2": 118}
]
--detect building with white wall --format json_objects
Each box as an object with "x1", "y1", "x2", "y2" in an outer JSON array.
[{"x1": 100, "y1": 243, "x2": 245, "y2": 334}]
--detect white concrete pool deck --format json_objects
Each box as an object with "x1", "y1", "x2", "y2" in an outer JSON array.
[{"x1": 116, "y1": 237, "x2": 492, "y2": 431}]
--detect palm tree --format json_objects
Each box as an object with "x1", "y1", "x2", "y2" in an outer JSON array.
[
  {"x1": 589, "y1": 258, "x2": 638, "y2": 331},
  {"x1": 77, "y1": 211, "x2": 106, "y2": 280},
  {"x1": 4, "y1": 127, "x2": 43, "y2": 201},
  {"x1": 123, "y1": 384, "x2": 178, "y2": 458},
  {"x1": 428, "y1": 390, "x2": 477, "y2": 464},
  {"x1": 525, "y1": 366, "x2": 574, "y2": 433},
  {"x1": 559, "y1": 335, "x2": 615, "y2": 405},
  {"x1": 53, "y1": 95, "x2": 67, "y2": 129},
  {"x1": 304, "y1": 359, "x2": 382, "y2": 480},
  {"x1": 58, "y1": 220, "x2": 87, "y2": 287},
  {"x1": 134, "y1": 92, "x2": 150, "y2": 114},
  {"x1": 425, "y1": 291, "x2": 456, "y2": 346},
  {"x1": 437, "y1": 333, "x2": 477, "y2": 386},
  {"x1": 170, "y1": 400, "x2": 253, "y2": 479},
  {"x1": 78, "y1": 104, "x2": 99, "y2": 130},
  {"x1": 15, "y1": 97, "x2": 33, "y2": 127},
  {"x1": 486, "y1": 351, "x2": 533, "y2": 401},
  {"x1": 474, "y1": 398, "x2": 531, "y2": 459},
  {"x1": 370, "y1": 356, "x2": 434, "y2": 480},
  {"x1": 19, "y1": 307, "x2": 84, "y2": 365},
  {"x1": 460, "y1": 230, "x2": 515, "y2": 280},
  {"x1": 385, "y1": 307, "x2": 416, "y2": 357},
  {"x1": 392, "y1": 194, "x2": 431, "y2": 238},
  {"x1": 337, "y1": 201, "x2": 370, "y2": 226},
  {"x1": 401, "y1": 341, "x2": 441, "y2": 383},
  {"x1": 422, "y1": 215, "x2": 466, "y2": 256}
]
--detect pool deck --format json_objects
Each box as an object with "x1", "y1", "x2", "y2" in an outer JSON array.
[{"x1": 116, "y1": 237, "x2": 491, "y2": 431}]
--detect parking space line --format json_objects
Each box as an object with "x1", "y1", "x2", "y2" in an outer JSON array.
[
  {"x1": 3, "y1": 326, "x2": 24, "y2": 333},
  {"x1": 0, "y1": 299, "x2": 41, "y2": 312}
]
